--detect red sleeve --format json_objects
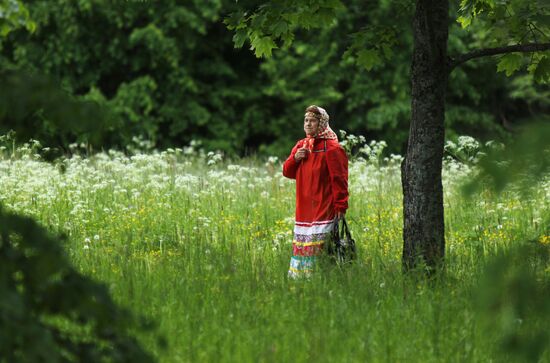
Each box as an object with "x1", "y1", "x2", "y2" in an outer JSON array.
[
  {"x1": 326, "y1": 144, "x2": 349, "y2": 213},
  {"x1": 282, "y1": 141, "x2": 303, "y2": 179}
]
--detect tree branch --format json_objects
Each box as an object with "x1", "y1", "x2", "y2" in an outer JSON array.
[{"x1": 448, "y1": 42, "x2": 550, "y2": 71}]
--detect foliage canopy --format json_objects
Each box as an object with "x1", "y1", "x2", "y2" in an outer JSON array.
[{"x1": 0, "y1": 0, "x2": 547, "y2": 156}]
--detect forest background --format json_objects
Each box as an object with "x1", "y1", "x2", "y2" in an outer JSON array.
[
  {"x1": 2, "y1": 0, "x2": 548, "y2": 157},
  {"x1": 1, "y1": 1, "x2": 550, "y2": 361}
]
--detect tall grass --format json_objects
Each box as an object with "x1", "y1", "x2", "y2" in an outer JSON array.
[{"x1": 1, "y1": 139, "x2": 548, "y2": 362}]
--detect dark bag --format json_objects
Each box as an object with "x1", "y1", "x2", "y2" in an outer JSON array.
[{"x1": 327, "y1": 217, "x2": 356, "y2": 264}]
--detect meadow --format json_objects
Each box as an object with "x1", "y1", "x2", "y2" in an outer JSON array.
[{"x1": 1, "y1": 137, "x2": 549, "y2": 362}]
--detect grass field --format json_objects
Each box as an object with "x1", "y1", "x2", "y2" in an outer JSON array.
[{"x1": 1, "y1": 140, "x2": 549, "y2": 362}]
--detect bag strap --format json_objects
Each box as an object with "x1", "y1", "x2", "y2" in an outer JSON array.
[
  {"x1": 332, "y1": 217, "x2": 340, "y2": 236},
  {"x1": 332, "y1": 216, "x2": 352, "y2": 238},
  {"x1": 340, "y1": 217, "x2": 352, "y2": 240},
  {"x1": 331, "y1": 217, "x2": 341, "y2": 241}
]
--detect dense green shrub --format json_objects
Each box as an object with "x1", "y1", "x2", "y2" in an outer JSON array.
[{"x1": 0, "y1": 207, "x2": 156, "y2": 362}]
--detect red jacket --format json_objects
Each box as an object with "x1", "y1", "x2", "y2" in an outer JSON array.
[{"x1": 283, "y1": 138, "x2": 349, "y2": 222}]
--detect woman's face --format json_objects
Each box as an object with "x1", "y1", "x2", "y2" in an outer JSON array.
[{"x1": 304, "y1": 116, "x2": 320, "y2": 136}]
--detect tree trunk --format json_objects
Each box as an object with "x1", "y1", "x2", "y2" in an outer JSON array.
[{"x1": 401, "y1": 0, "x2": 449, "y2": 272}]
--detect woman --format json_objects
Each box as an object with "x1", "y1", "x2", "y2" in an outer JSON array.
[{"x1": 283, "y1": 105, "x2": 349, "y2": 278}]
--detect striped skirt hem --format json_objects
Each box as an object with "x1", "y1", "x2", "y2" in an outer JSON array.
[{"x1": 288, "y1": 219, "x2": 335, "y2": 278}]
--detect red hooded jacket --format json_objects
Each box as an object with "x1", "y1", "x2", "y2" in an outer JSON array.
[{"x1": 283, "y1": 138, "x2": 349, "y2": 223}]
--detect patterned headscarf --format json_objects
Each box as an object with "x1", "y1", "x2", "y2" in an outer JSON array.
[{"x1": 303, "y1": 105, "x2": 338, "y2": 151}]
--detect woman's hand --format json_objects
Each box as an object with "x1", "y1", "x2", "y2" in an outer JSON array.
[{"x1": 294, "y1": 147, "x2": 309, "y2": 162}]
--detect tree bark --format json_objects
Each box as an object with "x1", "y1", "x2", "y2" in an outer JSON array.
[{"x1": 402, "y1": 0, "x2": 449, "y2": 272}]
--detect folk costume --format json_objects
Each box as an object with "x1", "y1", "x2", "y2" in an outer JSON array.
[{"x1": 283, "y1": 106, "x2": 349, "y2": 278}]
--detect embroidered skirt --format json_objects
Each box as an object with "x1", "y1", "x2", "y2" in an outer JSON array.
[{"x1": 288, "y1": 219, "x2": 335, "y2": 278}]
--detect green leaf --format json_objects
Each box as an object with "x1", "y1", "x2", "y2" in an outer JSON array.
[
  {"x1": 251, "y1": 36, "x2": 277, "y2": 58},
  {"x1": 356, "y1": 48, "x2": 381, "y2": 71},
  {"x1": 299, "y1": 15, "x2": 319, "y2": 29},
  {"x1": 325, "y1": 0, "x2": 345, "y2": 9},
  {"x1": 381, "y1": 44, "x2": 393, "y2": 60},
  {"x1": 271, "y1": 20, "x2": 288, "y2": 37},
  {"x1": 250, "y1": 13, "x2": 267, "y2": 30},
  {"x1": 224, "y1": 11, "x2": 247, "y2": 30},
  {"x1": 533, "y1": 57, "x2": 550, "y2": 84},
  {"x1": 232, "y1": 28, "x2": 248, "y2": 48},
  {"x1": 497, "y1": 53, "x2": 523, "y2": 77},
  {"x1": 317, "y1": 7, "x2": 335, "y2": 24},
  {"x1": 1, "y1": 23, "x2": 11, "y2": 37},
  {"x1": 281, "y1": 30, "x2": 295, "y2": 48},
  {"x1": 457, "y1": 15, "x2": 472, "y2": 28},
  {"x1": 489, "y1": 27, "x2": 508, "y2": 42},
  {"x1": 26, "y1": 20, "x2": 36, "y2": 33}
]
